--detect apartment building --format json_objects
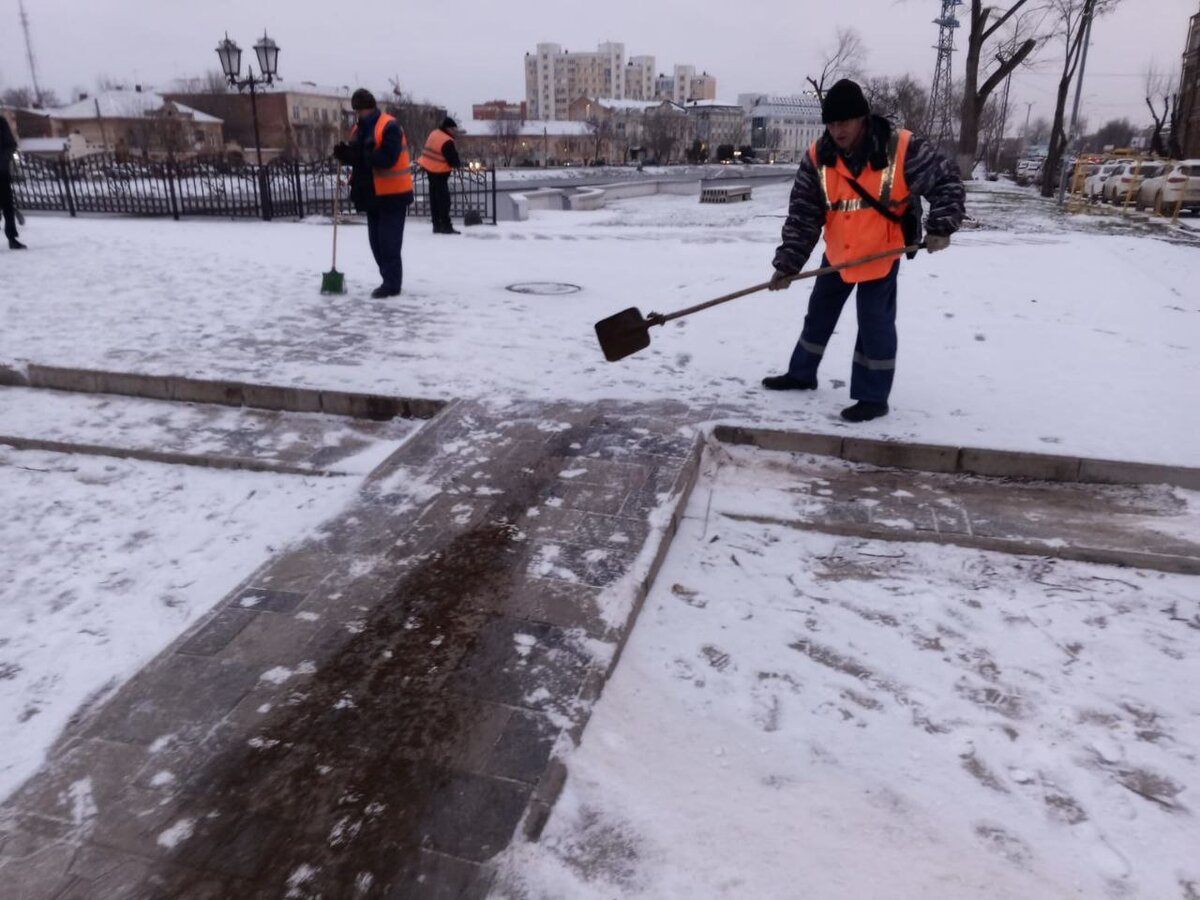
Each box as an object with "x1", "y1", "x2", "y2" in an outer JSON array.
[
  {"x1": 740, "y1": 93, "x2": 824, "y2": 163},
  {"x1": 626, "y1": 56, "x2": 656, "y2": 101},
  {"x1": 525, "y1": 42, "x2": 715, "y2": 119},
  {"x1": 1181, "y1": 5, "x2": 1200, "y2": 156},
  {"x1": 525, "y1": 42, "x2": 626, "y2": 121}
]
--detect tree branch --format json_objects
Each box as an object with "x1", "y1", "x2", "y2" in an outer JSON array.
[
  {"x1": 979, "y1": 38, "x2": 1036, "y2": 98},
  {"x1": 982, "y1": 0, "x2": 1033, "y2": 42}
]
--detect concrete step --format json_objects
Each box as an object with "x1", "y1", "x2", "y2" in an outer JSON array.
[
  {"x1": 0, "y1": 386, "x2": 424, "y2": 476},
  {"x1": 712, "y1": 445, "x2": 1200, "y2": 575}
]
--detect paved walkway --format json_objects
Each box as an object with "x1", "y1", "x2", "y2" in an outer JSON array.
[
  {"x1": 2, "y1": 384, "x2": 1198, "y2": 898},
  {"x1": 0, "y1": 397, "x2": 703, "y2": 899}
]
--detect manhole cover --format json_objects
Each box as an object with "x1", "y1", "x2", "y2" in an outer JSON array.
[{"x1": 505, "y1": 282, "x2": 582, "y2": 295}]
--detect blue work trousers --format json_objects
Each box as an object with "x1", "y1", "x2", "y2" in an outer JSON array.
[
  {"x1": 787, "y1": 257, "x2": 900, "y2": 404},
  {"x1": 367, "y1": 203, "x2": 408, "y2": 292}
]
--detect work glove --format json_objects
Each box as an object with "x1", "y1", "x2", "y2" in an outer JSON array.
[
  {"x1": 926, "y1": 233, "x2": 951, "y2": 253},
  {"x1": 768, "y1": 269, "x2": 796, "y2": 291},
  {"x1": 332, "y1": 142, "x2": 354, "y2": 165}
]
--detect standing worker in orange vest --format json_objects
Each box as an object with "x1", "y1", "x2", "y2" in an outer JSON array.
[
  {"x1": 333, "y1": 89, "x2": 414, "y2": 297},
  {"x1": 418, "y1": 117, "x2": 463, "y2": 235},
  {"x1": 763, "y1": 79, "x2": 965, "y2": 422}
]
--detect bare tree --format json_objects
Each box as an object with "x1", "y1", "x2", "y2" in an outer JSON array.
[
  {"x1": 644, "y1": 106, "x2": 686, "y2": 164},
  {"x1": 864, "y1": 74, "x2": 928, "y2": 130},
  {"x1": 957, "y1": 2, "x2": 1041, "y2": 174},
  {"x1": 173, "y1": 71, "x2": 230, "y2": 95},
  {"x1": 2, "y1": 85, "x2": 59, "y2": 108},
  {"x1": 585, "y1": 114, "x2": 614, "y2": 164},
  {"x1": 807, "y1": 27, "x2": 867, "y2": 101},
  {"x1": 1084, "y1": 117, "x2": 1134, "y2": 151},
  {"x1": 490, "y1": 115, "x2": 522, "y2": 166},
  {"x1": 1144, "y1": 63, "x2": 1182, "y2": 159},
  {"x1": 1041, "y1": 0, "x2": 1122, "y2": 198}
]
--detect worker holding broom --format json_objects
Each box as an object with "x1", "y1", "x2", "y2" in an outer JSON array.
[
  {"x1": 333, "y1": 89, "x2": 413, "y2": 298},
  {"x1": 763, "y1": 79, "x2": 965, "y2": 422}
]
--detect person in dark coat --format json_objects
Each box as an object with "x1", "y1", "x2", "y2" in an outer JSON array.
[
  {"x1": 763, "y1": 79, "x2": 965, "y2": 422},
  {"x1": 0, "y1": 115, "x2": 26, "y2": 250},
  {"x1": 333, "y1": 89, "x2": 414, "y2": 297},
  {"x1": 417, "y1": 116, "x2": 463, "y2": 234}
]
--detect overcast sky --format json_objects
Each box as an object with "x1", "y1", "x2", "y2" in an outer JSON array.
[{"x1": 1, "y1": 0, "x2": 1194, "y2": 133}]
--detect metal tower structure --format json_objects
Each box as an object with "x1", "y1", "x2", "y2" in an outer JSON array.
[
  {"x1": 18, "y1": 0, "x2": 45, "y2": 106},
  {"x1": 924, "y1": 0, "x2": 961, "y2": 148}
]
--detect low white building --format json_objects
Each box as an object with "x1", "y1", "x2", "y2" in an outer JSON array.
[
  {"x1": 740, "y1": 93, "x2": 824, "y2": 163},
  {"x1": 17, "y1": 134, "x2": 88, "y2": 160}
]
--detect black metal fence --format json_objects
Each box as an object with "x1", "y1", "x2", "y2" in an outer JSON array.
[{"x1": 12, "y1": 154, "x2": 498, "y2": 224}]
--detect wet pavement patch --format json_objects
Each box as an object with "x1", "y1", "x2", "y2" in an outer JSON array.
[{"x1": 0, "y1": 399, "x2": 702, "y2": 898}]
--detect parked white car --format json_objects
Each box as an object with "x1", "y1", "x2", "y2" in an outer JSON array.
[
  {"x1": 1102, "y1": 161, "x2": 1165, "y2": 204},
  {"x1": 1135, "y1": 159, "x2": 1200, "y2": 215},
  {"x1": 1083, "y1": 161, "x2": 1121, "y2": 199}
]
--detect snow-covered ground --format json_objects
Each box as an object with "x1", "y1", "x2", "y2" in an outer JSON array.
[
  {"x1": 2, "y1": 181, "x2": 1198, "y2": 895},
  {"x1": 493, "y1": 445, "x2": 1200, "y2": 900},
  {"x1": 3, "y1": 181, "x2": 1198, "y2": 466},
  {"x1": 0, "y1": 446, "x2": 365, "y2": 801}
]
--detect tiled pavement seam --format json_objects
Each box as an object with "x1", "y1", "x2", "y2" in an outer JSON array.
[{"x1": 0, "y1": 398, "x2": 704, "y2": 899}]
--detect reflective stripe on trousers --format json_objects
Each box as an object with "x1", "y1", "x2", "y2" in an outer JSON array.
[{"x1": 786, "y1": 257, "x2": 900, "y2": 404}]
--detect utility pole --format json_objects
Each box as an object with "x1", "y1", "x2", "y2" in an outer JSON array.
[
  {"x1": 924, "y1": 0, "x2": 962, "y2": 150},
  {"x1": 1058, "y1": 0, "x2": 1096, "y2": 203},
  {"x1": 18, "y1": 0, "x2": 45, "y2": 106},
  {"x1": 1021, "y1": 101, "x2": 1034, "y2": 156}
]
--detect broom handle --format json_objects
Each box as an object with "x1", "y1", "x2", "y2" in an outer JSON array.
[
  {"x1": 649, "y1": 243, "x2": 926, "y2": 326},
  {"x1": 332, "y1": 165, "x2": 341, "y2": 268}
]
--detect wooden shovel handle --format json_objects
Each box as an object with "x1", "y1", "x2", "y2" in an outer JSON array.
[{"x1": 647, "y1": 243, "x2": 926, "y2": 326}]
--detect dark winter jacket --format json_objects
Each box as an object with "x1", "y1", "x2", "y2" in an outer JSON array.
[
  {"x1": 348, "y1": 109, "x2": 412, "y2": 212},
  {"x1": 441, "y1": 137, "x2": 462, "y2": 171},
  {"x1": 0, "y1": 116, "x2": 17, "y2": 178},
  {"x1": 773, "y1": 114, "x2": 965, "y2": 274}
]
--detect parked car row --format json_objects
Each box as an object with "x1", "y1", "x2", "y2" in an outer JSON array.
[{"x1": 1078, "y1": 158, "x2": 1200, "y2": 215}]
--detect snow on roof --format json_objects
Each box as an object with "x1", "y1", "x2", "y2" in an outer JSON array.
[
  {"x1": 595, "y1": 98, "x2": 663, "y2": 111},
  {"x1": 256, "y1": 80, "x2": 353, "y2": 99},
  {"x1": 684, "y1": 99, "x2": 742, "y2": 109},
  {"x1": 466, "y1": 119, "x2": 593, "y2": 137},
  {"x1": 53, "y1": 91, "x2": 222, "y2": 124},
  {"x1": 18, "y1": 137, "x2": 69, "y2": 152}
]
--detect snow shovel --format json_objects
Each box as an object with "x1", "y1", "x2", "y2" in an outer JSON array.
[
  {"x1": 321, "y1": 165, "x2": 346, "y2": 295},
  {"x1": 594, "y1": 243, "x2": 926, "y2": 362}
]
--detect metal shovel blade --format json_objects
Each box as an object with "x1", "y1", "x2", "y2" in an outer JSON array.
[{"x1": 595, "y1": 307, "x2": 653, "y2": 362}]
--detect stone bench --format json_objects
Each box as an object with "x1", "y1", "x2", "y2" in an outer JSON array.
[{"x1": 700, "y1": 184, "x2": 752, "y2": 203}]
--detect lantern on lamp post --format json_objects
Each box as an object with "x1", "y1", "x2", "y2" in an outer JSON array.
[{"x1": 215, "y1": 30, "x2": 280, "y2": 168}]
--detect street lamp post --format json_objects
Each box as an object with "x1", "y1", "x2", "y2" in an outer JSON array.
[{"x1": 215, "y1": 31, "x2": 280, "y2": 168}]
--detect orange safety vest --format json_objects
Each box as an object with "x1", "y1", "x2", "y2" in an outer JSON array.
[
  {"x1": 351, "y1": 113, "x2": 414, "y2": 195},
  {"x1": 418, "y1": 129, "x2": 453, "y2": 174},
  {"x1": 812, "y1": 128, "x2": 912, "y2": 282}
]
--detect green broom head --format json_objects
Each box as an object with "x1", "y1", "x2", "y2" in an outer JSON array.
[{"x1": 321, "y1": 268, "x2": 346, "y2": 294}]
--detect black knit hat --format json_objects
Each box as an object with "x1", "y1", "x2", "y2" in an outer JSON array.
[
  {"x1": 350, "y1": 88, "x2": 376, "y2": 111},
  {"x1": 822, "y1": 79, "x2": 869, "y2": 124},
  {"x1": 441, "y1": 116, "x2": 458, "y2": 130}
]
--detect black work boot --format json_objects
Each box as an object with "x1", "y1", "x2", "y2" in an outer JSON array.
[
  {"x1": 762, "y1": 373, "x2": 818, "y2": 391},
  {"x1": 8, "y1": 239, "x2": 26, "y2": 250},
  {"x1": 840, "y1": 401, "x2": 889, "y2": 422}
]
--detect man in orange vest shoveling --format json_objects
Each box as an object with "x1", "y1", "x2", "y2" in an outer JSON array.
[
  {"x1": 334, "y1": 89, "x2": 415, "y2": 298},
  {"x1": 418, "y1": 117, "x2": 463, "y2": 235},
  {"x1": 763, "y1": 78, "x2": 965, "y2": 422}
]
